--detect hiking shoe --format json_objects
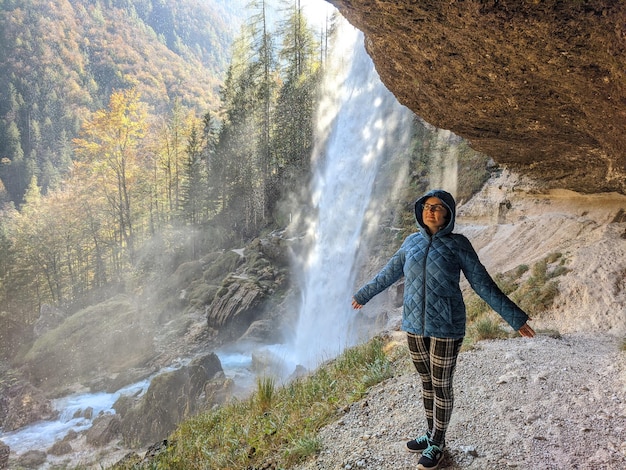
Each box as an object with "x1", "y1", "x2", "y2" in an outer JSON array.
[
  {"x1": 406, "y1": 434, "x2": 430, "y2": 453},
  {"x1": 417, "y1": 444, "x2": 444, "y2": 470}
]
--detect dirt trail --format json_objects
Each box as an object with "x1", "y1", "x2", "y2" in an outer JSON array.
[{"x1": 294, "y1": 332, "x2": 626, "y2": 470}]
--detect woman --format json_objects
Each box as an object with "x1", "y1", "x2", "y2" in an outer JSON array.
[{"x1": 352, "y1": 189, "x2": 535, "y2": 470}]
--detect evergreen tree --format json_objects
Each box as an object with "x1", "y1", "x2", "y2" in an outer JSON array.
[
  {"x1": 0, "y1": 120, "x2": 26, "y2": 203},
  {"x1": 212, "y1": 28, "x2": 261, "y2": 238},
  {"x1": 272, "y1": 0, "x2": 320, "y2": 202},
  {"x1": 247, "y1": 0, "x2": 278, "y2": 226},
  {"x1": 180, "y1": 121, "x2": 207, "y2": 226},
  {"x1": 201, "y1": 111, "x2": 220, "y2": 219}
]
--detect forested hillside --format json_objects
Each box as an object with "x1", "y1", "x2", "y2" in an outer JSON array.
[
  {"x1": 0, "y1": 0, "x2": 244, "y2": 205},
  {"x1": 0, "y1": 0, "x2": 329, "y2": 360}
]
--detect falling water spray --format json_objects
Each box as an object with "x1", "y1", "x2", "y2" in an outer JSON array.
[{"x1": 286, "y1": 20, "x2": 414, "y2": 370}]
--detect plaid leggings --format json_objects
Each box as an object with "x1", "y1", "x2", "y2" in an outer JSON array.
[{"x1": 407, "y1": 333, "x2": 463, "y2": 447}]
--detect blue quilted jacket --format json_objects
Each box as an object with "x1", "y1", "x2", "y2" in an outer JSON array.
[{"x1": 353, "y1": 189, "x2": 529, "y2": 339}]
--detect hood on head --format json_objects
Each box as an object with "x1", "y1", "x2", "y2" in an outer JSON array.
[{"x1": 414, "y1": 189, "x2": 457, "y2": 235}]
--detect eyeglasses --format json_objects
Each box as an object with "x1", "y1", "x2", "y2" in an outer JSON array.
[{"x1": 422, "y1": 203, "x2": 446, "y2": 213}]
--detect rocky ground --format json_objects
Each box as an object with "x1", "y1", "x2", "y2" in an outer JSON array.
[{"x1": 292, "y1": 331, "x2": 626, "y2": 470}]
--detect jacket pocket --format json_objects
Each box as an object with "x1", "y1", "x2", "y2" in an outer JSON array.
[{"x1": 429, "y1": 296, "x2": 465, "y2": 336}]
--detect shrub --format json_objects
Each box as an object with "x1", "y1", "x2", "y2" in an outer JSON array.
[
  {"x1": 466, "y1": 293, "x2": 490, "y2": 322},
  {"x1": 464, "y1": 253, "x2": 569, "y2": 343},
  {"x1": 469, "y1": 317, "x2": 509, "y2": 342}
]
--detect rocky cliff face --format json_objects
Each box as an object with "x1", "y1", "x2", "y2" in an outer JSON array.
[{"x1": 326, "y1": 0, "x2": 626, "y2": 194}]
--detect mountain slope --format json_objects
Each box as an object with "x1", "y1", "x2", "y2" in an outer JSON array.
[{"x1": 0, "y1": 0, "x2": 245, "y2": 203}]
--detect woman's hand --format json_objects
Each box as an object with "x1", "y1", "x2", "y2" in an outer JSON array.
[
  {"x1": 351, "y1": 298, "x2": 363, "y2": 309},
  {"x1": 518, "y1": 321, "x2": 536, "y2": 338}
]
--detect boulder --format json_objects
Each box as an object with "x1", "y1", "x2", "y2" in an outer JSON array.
[
  {"x1": 63, "y1": 429, "x2": 78, "y2": 441},
  {"x1": 254, "y1": 235, "x2": 291, "y2": 266},
  {"x1": 120, "y1": 352, "x2": 222, "y2": 447},
  {"x1": 207, "y1": 279, "x2": 265, "y2": 331},
  {"x1": 15, "y1": 450, "x2": 46, "y2": 469},
  {"x1": 19, "y1": 295, "x2": 155, "y2": 393},
  {"x1": 2, "y1": 383, "x2": 56, "y2": 432},
  {"x1": 203, "y1": 237, "x2": 289, "y2": 342},
  {"x1": 85, "y1": 413, "x2": 121, "y2": 446},
  {"x1": 112, "y1": 394, "x2": 138, "y2": 418},
  {"x1": 104, "y1": 367, "x2": 154, "y2": 393},
  {"x1": 47, "y1": 440, "x2": 72, "y2": 456},
  {"x1": 238, "y1": 318, "x2": 282, "y2": 344},
  {"x1": 203, "y1": 372, "x2": 234, "y2": 406},
  {"x1": 33, "y1": 304, "x2": 66, "y2": 337}
]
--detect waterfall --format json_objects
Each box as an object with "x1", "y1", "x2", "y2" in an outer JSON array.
[{"x1": 286, "y1": 20, "x2": 414, "y2": 370}]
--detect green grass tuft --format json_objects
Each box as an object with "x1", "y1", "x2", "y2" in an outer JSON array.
[{"x1": 470, "y1": 316, "x2": 509, "y2": 341}]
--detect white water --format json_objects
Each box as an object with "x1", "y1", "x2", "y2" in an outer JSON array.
[
  {"x1": 0, "y1": 379, "x2": 149, "y2": 454},
  {"x1": 0, "y1": 353, "x2": 252, "y2": 457},
  {"x1": 284, "y1": 20, "x2": 414, "y2": 370}
]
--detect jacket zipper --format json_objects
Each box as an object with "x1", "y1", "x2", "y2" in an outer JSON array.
[{"x1": 421, "y1": 235, "x2": 433, "y2": 333}]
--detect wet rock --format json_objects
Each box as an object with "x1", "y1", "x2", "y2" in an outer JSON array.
[
  {"x1": 239, "y1": 318, "x2": 282, "y2": 343},
  {"x1": 72, "y1": 406, "x2": 93, "y2": 420},
  {"x1": 3, "y1": 383, "x2": 56, "y2": 431},
  {"x1": 120, "y1": 352, "x2": 222, "y2": 446},
  {"x1": 255, "y1": 235, "x2": 291, "y2": 266},
  {"x1": 16, "y1": 449, "x2": 46, "y2": 469},
  {"x1": 112, "y1": 394, "x2": 138, "y2": 418},
  {"x1": 48, "y1": 439, "x2": 73, "y2": 456},
  {"x1": 85, "y1": 414, "x2": 121, "y2": 447},
  {"x1": 104, "y1": 367, "x2": 154, "y2": 393},
  {"x1": 207, "y1": 279, "x2": 265, "y2": 330},
  {"x1": 0, "y1": 441, "x2": 9, "y2": 469},
  {"x1": 204, "y1": 372, "x2": 234, "y2": 406},
  {"x1": 203, "y1": 237, "x2": 289, "y2": 342},
  {"x1": 63, "y1": 429, "x2": 78, "y2": 441}
]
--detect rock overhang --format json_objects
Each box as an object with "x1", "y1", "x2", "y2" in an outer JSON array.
[{"x1": 326, "y1": 0, "x2": 626, "y2": 194}]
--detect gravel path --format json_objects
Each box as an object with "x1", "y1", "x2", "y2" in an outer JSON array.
[{"x1": 294, "y1": 333, "x2": 626, "y2": 470}]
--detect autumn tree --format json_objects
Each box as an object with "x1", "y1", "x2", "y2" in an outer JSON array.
[{"x1": 73, "y1": 88, "x2": 149, "y2": 265}]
